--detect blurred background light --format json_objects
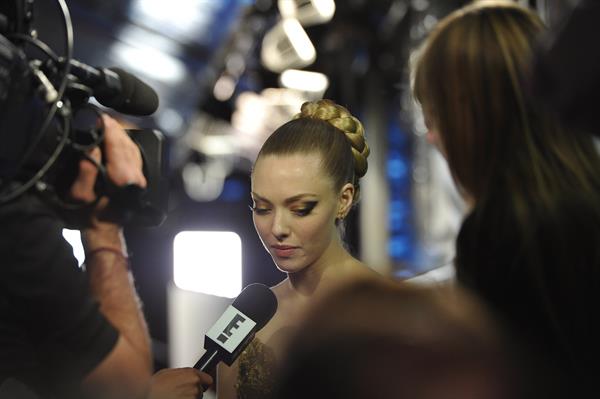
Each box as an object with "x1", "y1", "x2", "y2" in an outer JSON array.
[
  {"x1": 261, "y1": 18, "x2": 316, "y2": 73},
  {"x1": 173, "y1": 231, "x2": 242, "y2": 298},
  {"x1": 278, "y1": 0, "x2": 336, "y2": 26},
  {"x1": 129, "y1": 0, "x2": 219, "y2": 43},
  {"x1": 279, "y1": 69, "x2": 329, "y2": 97},
  {"x1": 157, "y1": 107, "x2": 185, "y2": 133},
  {"x1": 213, "y1": 74, "x2": 238, "y2": 101},
  {"x1": 110, "y1": 41, "x2": 187, "y2": 84},
  {"x1": 182, "y1": 157, "x2": 234, "y2": 202}
]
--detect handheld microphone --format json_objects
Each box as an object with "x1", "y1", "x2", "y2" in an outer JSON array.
[
  {"x1": 66, "y1": 59, "x2": 159, "y2": 116},
  {"x1": 194, "y1": 283, "x2": 278, "y2": 372}
]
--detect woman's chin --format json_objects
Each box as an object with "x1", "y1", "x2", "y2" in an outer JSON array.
[{"x1": 273, "y1": 258, "x2": 305, "y2": 274}]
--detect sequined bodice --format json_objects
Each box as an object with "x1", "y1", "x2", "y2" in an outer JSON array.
[{"x1": 235, "y1": 338, "x2": 277, "y2": 399}]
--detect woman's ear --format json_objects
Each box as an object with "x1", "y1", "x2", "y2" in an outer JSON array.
[{"x1": 337, "y1": 183, "x2": 355, "y2": 220}]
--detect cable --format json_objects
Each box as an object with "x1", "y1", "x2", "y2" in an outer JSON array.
[
  {"x1": 18, "y1": 0, "x2": 73, "y2": 168},
  {"x1": 0, "y1": 0, "x2": 74, "y2": 203},
  {"x1": 6, "y1": 33, "x2": 60, "y2": 62}
]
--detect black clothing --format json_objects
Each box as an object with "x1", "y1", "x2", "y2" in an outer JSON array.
[
  {"x1": 456, "y1": 192, "x2": 600, "y2": 391},
  {"x1": 0, "y1": 193, "x2": 118, "y2": 398}
]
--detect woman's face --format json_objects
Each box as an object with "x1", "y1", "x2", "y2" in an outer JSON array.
[{"x1": 251, "y1": 152, "x2": 342, "y2": 274}]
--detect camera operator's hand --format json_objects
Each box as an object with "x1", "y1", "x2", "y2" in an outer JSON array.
[
  {"x1": 69, "y1": 145, "x2": 101, "y2": 204},
  {"x1": 102, "y1": 114, "x2": 147, "y2": 189},
  {"x1": 70, "y1": 114, "x2": 153, "y2": 399},
  {"x1": 70, "y1": 114, "x2": 147, "y2": 205}
]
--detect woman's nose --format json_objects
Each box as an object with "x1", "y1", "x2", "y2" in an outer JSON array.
[{"x1": 271, "y1": 211, "x2": 290, "y2": 241}]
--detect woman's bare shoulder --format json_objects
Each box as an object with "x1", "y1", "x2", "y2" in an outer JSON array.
[{"x1": 343, "y1": 258, "x2": 391, "y2": 284}]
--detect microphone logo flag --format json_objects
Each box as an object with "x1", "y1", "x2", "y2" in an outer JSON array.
[{"x1": 206, "y1": 306, "x2": 257, "y2": 353}]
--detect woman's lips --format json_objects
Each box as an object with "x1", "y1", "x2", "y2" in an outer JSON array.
[{"x1": 272, "y1": 245, "x2": 297, "y2": 258}]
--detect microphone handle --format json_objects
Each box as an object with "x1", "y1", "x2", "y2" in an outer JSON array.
[
  {"x1": 194, "y1": 348, "x2": 221, "y2": 372},
  {"x1": 193, "y1": 331, "x2": 257, "y2": 373}
]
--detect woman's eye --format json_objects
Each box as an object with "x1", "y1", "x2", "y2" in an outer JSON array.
[
  {"x1": 293, "y1": 201, "x2": 318, "y2": 216},
  {"x1": 293, "y1": 208, "x2": 310, "y2": 216},
  {"x1": 249, "y1": 205, "x2": 270, "y2": 215}
]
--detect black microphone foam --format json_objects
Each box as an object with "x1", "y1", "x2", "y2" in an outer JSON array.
[
  {"x1": 193, "y1": 283, "x2": 278, "y2": 372},
  {"x1": 95, "y1": 67, "x2": 159, "y2": 116},
  {"x1": 232, "y1": 283, "x2": 278, "y2": 330}
]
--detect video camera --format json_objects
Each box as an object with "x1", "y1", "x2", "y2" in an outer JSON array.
[{"x1": 0, "y1": 0, "x2": 167, "y2": 227}]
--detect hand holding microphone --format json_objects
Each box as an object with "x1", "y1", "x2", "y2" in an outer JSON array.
[
  {"x1": 148, "y1": 367, "x2": 214, "y2": 399},
  {"x1": 148, "y1": 284, "x2": 277, "y2": 399}
]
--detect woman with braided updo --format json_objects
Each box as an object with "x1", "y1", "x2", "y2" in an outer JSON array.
[{"x1": 216, "y1": 99, "x2": 382, "y2": 399}]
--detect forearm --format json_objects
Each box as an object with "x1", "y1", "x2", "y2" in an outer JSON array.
[
  {"x1": 66, "y1": 113, "x2": 152, "y2": 398},
  {"x1": 83, "y1": 222, "x2": 152, "y2": 369}
]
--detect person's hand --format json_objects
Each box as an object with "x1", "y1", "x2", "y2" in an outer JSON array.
[
  {"x1": 148, "y1": 368, "x2": 214, "y2": 399},
  {"x1": 69, "y1": 145, "x2": 102, "y2": 204},
  {"x1": 101, "y1": 113, "x2": 147, "y2": 189},
  {"x1": 70, "y1": 114, "x2": 147, "y2": 204},
  {"x1": 69, "y1": 114, "x2": 147, "y2": 248}
]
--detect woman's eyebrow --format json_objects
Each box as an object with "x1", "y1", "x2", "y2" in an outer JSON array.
[
  {"x1": 251, "y1": 192, "x2": 317, "y2": 205},
  {"x1": 284, "y1": 194, "x2": 318, "y2": 205},
  {"x1": 250, "y1": 192, "x2": 270, "y2": 204}
]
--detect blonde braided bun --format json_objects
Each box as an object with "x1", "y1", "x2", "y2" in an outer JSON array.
[{"x1": 294, "y1": 99, "x2": 370, "y2": 179}]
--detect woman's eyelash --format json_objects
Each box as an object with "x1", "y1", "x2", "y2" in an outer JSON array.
[
  {"x1": 249, "y1": 201, "x2": 318, "y2": 215},
  {"x1": 294, "y1": 201, "x2": 318, "y2": 216},
  {"x1": 249, "y1": 204, "x2": 270, "y2": 214}
]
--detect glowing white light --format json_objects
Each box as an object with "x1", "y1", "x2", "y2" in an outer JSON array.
[
  {"x1": 173, "y1": 231, "x2": 242, "y2": 298},
  {"x1": 130, "y1": 0, "x2": 215, "y2": 40},
  {"x1": 280, "y1": 69, "x2": 329, "y2": 93},
  {"x1": 62, "y1": 229, "x2": 84, "y2": 267},
  {"x1": 283, "y1": 18, "x2": 316, "y2": 62},
  {"x1": 225, "y1": 53, "x2": 246, "y2": 77},
  {"x1": 278, "y1": 0, "x2": 297, "y2": 17},
  {"x1": 231, "y1": 91, "x2": 268, "y2": 134},
  {"x1": 182, "y1": 162, "x2": 225, "y2": 202},
  {"x1": 110, "y1": 42, "x2": 186, "y2": 84},
  {"x1": 261, "y1": 18, "x2": 316, "y2": 73},
  {"x1": 231, "y1": 88, "x2": 307, "y2": 142},
  {"x1": 278, "y1": 0, "x2": 336, "y2": 26},
  {"x1": 199, "y1": 136, "x2": 236, "y2": 156},
  {"x1": 213, "y1": 74, "x2": 237, "y2": 102}
]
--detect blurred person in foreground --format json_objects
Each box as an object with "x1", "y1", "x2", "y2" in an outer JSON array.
[
  {"x1": 411, "y1": 0, "x2": 600, "y2": 390},
  {"x1": 272, "y1": 279, "x2": 543, "y2": 399}
]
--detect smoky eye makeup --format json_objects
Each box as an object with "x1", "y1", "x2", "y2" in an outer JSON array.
[{"x1": 293, "y1": 201, "x2": 318, "y2": 216}]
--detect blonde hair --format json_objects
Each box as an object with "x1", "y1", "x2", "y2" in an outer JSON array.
[
  {"x1": 257, "y1": 99, "x2": 369, "y2": 204},
  {"x1": 295, "y1": 99, "x2": 370, "y2": 180}
]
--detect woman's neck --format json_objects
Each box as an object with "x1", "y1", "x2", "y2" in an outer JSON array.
[{"x1": 285, "y1": 239, "x2": 359, "y2": 298}]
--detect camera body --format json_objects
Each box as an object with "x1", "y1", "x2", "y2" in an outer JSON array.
[{"x1": 0, "y1": 0, "x2": 167, "y2": 227}]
